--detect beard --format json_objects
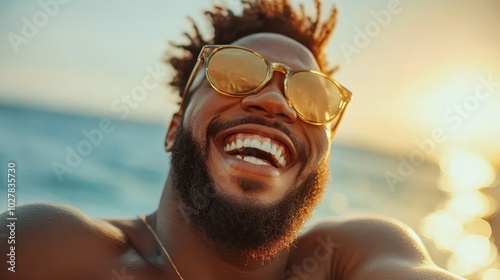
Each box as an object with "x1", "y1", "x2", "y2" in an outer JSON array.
[{"x1": 170, "y1": 117, "x2": 329, "y2": 261}]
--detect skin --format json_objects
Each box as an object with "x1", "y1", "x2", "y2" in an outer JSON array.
[{"x1": 0, "y1": 33, "x2": 463, "y2": 280}]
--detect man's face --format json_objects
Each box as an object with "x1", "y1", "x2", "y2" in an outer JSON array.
[
  {"x1": 179, "y1": 33, "x2": 332, "y2": 204},
  {"x1": 169, "y1": 33, "x2": 333, "y2": 260}
]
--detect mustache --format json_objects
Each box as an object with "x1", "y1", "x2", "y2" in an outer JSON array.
[{"x1": 206, "y1": 116, "x2": 307, "y2": 162}]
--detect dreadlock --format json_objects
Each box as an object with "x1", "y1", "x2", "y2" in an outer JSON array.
[{"x1": 167, "y1": 0, "x2": 338, "y2": 98}]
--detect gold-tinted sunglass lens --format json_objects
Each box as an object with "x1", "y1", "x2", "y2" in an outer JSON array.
[
  {"x1": 288, "y1": 72, "x2": 342, "y2": 123},
  {"x1": 207, "y1": 49, "x2": 268, "y2": 94}
]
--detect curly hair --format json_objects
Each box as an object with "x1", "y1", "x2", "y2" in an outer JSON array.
[{"x1": 167, "y1": 0, "x2": 338, "y2": 98}]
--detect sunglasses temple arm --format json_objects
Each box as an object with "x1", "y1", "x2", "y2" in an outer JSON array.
[
  {"x1": 329, "y1": 85, "x2": 353, "y2": 139},
  {"x1": 177, "y1": 58, "x2": 205, "y2": 115},
  {"x1": 329, "y1": 107, "x2": 347, "y2": 140}
]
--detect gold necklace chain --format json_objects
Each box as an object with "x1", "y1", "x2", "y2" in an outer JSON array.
[{"x1": 139, "y1": 216, "x2": 185, "y2": 280}]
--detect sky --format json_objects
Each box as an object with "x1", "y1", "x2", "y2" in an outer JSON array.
[{"x1": 1, "y1": 0, "x2": 500, "y2": 166}]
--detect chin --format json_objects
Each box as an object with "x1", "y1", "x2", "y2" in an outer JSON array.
[{"x1": 210, "y1": 169, "x2": 302, "y2": 204}]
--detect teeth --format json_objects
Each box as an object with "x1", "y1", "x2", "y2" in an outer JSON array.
[
  {"x1": 250, "y1": 139, "x2": 260, "y2": 149},
  {"x1": 236, "y1": 139, "x2": 243, "y2": 149},
  {"x1": 255, "y1": 158, "x2": 268, "y2": 165},
  {"x1": 242, "y1": 156, "x2": 269, "y2": 166},
  {"x1": 275, "y1": 148, "x2": 282, "y2": 159},
  {"x1": 243, "y1": 139, "x2": 251, "y2": 147},
  {"x1": 223, "y1": 134, "x2": 288, "y2": 168},
  {"x1": 270, "y1": 144, "x2": 277, "y2": 155},
  {"x1": 261, "y1": 141, "x2": 271, "y2": 153},
  {"x1": 243, "y1": 156, "x2": 256, "y2": 164}
]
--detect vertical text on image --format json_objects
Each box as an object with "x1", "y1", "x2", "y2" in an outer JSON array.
[{"x1": 6, "y1": 161, "x2": 17, "y2": 272}]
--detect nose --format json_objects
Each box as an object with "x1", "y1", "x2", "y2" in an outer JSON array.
[{"x1": 240, "y1": 77, "x2": 297, "y2": 124}]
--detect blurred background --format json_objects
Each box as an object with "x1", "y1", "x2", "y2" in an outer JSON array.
[{"x1": 1, "y1": 0, "x2": 499, "y2": 278}]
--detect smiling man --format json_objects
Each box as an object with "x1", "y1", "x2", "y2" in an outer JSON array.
[{"x1": 0, "y1": 1, "x2": 464, "y2": 279}]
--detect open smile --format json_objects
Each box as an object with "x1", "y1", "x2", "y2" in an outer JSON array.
[
  {"x1": 214, "y1": 124, "x2": 296, "y2": 173},
  {"x1": 223, "y1": 133, "x2": 288, "y2": 168}
]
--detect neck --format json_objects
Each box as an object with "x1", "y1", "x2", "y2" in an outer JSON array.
[{"x1": 150, "y1": 174, "x2": 290, "y2": 280}]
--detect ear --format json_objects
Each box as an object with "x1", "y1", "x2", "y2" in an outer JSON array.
[{"x1": 165, "y1": 113, "x2": 181, "y2": 152}]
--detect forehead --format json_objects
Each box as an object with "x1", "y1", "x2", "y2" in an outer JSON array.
[{"x1": 231, "y1": 33, "x2": 321, "y2": 71}]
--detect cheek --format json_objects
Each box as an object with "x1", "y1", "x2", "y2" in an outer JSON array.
[
  {"x1": 183, "y1": 92, "x2": 216, "y2": 130},
  {"x1": 183, "y1": 85, "x2": 238, "y2": 121},
  {"x1": 305, "y1": 128, "x2": 331, "y2": 165}
]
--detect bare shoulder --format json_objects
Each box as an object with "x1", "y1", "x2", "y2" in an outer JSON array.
[
  {"x1": 0, "y1": 203, "x2": 128, "y2": 246},
  {"x1": 0, "y1": 203, "x2": 129, "y2": 279},
  {"x1": 292, "y1": 216, "x2": 464, "y2": 280}
]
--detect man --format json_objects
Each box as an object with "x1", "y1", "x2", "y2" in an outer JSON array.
[{"x1": 1, "y1": 1, "x2": 462, "y2": 279}]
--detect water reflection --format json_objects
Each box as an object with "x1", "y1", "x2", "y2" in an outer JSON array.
[{"x1": 421, "y1": 151, "x2": 499, "y2": 279}]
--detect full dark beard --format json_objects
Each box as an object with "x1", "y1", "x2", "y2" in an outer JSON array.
[{"x1": 170, "y1": 120, "x2": 329, "y2": 261}]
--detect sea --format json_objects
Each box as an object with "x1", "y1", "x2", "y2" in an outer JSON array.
[{"x1": 1, "y1": 102, "x2": 498, "y2": 277}]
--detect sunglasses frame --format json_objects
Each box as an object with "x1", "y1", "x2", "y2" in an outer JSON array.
[{"x1": 178, "y1": 45, "x2": 352, "y2": 133}]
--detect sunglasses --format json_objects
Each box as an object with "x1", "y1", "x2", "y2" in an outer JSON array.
[{"x1": 178, "y1": 45, "x2": 352, "y2": 128}]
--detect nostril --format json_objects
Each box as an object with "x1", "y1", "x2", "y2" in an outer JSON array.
[
  {"x1": 274, "y1": 112, "x2": 290, "y2": 120},
  {"x1": 248, "y1": 105, "x2": 267, "y2": 113}
]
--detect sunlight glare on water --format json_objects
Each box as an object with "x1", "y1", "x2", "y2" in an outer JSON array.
[
  {"x1": 483, "y1": 268, "x2": 500, "y2": 280},
  {"x1": 420, "y1": 151, "x2": 499, "y2": 279},
  {"x1": 438, "y1": 151, "x2": 496, "y2": 192}
]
